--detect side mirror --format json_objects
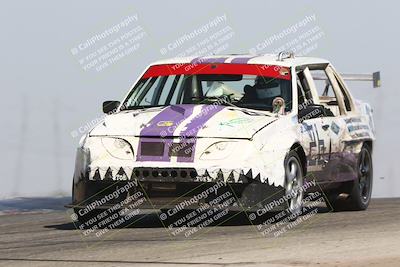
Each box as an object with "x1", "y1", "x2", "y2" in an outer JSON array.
[
  {"x1": 298, "y1": 104, "x2": 326, "y2": 122},
  {"x1": 103, "y1": 101, "x2": 120, "y2": 114}
]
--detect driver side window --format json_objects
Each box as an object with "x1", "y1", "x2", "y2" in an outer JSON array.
[
  {"x1": 309, "y1": 69, "x2": 340, "y2": 117},
  {"x1": 296, "y1": 67, "x2": 336, "y2": 121}
]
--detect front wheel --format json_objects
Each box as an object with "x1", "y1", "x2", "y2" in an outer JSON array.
[{"x1": 284, "y1": 150, "x2": 304, "y2": 218}]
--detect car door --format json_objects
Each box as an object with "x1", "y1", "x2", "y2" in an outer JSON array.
[
  {"x1": 300, "y1": 119, "x2": 331, "y2": 177},
  {"x1": 305, "y1": 64, "x2": 352, "y2": 183},
  {"x1": 296, "y1": 67, "x2": 331, "y2": 182}
]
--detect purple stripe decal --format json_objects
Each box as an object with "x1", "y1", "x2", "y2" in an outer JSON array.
[
  {"x1": 177, "y1": 105, "x2": 225, "y2": 162},
  {"x1": 230, "y1": 56, "x2": 257, "y2": 64},
  {"x1": 136, "y1": 105, "x2": 195, "y2": 162},
  {"x1": 190, "y1": 57, "x2": 200, "y2": 64},
  {"x1": 190, "y1": 57, "x2": 229, "y2": 64}
]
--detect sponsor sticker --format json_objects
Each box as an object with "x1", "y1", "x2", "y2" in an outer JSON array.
[
  {"x1": 219, "y1": 117, "x2": 253, "y2": 127},
  {"x1": 157, "y1": 121, "x2": 174, "y2": 127},
  {"x1": 330, "y1": 122, "x2": 340, "y2": 135}
]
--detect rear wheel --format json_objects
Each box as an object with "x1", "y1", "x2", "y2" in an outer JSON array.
[
  {"x1": 349, "y1": 144, "x2": 373, "y2": 210},
  {"x1": 325, "y1": 144, "x2": 373, "y2": 211}
]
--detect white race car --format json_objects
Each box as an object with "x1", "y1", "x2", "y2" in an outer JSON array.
[{"x1": 69, "y1": 52, "x2": 379, "y2": 222}]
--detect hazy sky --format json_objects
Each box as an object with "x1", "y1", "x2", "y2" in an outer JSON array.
[{"x1": 0, "y1": 0, "x2": 399, "y2": 198}]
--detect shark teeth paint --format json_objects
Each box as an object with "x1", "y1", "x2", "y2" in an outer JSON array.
[{"x1": 87, "y1": 166, "x2": 274, "y2": 185}]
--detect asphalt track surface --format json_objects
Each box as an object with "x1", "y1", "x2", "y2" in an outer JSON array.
[{"x1": 0, "y1": 198, "x2": 399, "y2": 267}]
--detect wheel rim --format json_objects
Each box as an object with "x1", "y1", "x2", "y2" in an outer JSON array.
[
  {"x1": 285, "y1": 157, "x2": 304, "y2": 213},
  {"x1": 359, "y1": 148, "x2": 372, "y2": 204}
]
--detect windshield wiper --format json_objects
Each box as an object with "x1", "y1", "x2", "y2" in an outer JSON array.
[
  {"x1": 121, "y1": 105, "x2": 160, "y2": 111},
  {"x1": 191, "y1": 94, "x2": 236, "y2": 105}
]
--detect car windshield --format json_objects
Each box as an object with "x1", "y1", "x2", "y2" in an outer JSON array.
[{"x1": 122, "y1": 64, "x2": 292, "y2": 112}]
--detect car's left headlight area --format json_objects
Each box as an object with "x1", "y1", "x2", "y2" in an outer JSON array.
[
  {"x1": 73, "y1": 136, "x2": 135, "y2": 182},
  {"x1": 99, "y1": 137, "x2": 134, "y2": 160},
  {"x1": 86, "y1": 136, "x2": 134, "y2": 161}
]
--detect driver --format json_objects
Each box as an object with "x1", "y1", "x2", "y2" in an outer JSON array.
[
  {"x1": 253, "y1": 76, "x2": 282, "y2": 103},
  {"x1": 241, "y1": 76, "x2": 284, "y2": 107}
]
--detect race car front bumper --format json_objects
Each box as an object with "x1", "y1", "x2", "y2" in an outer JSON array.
[
  {"x1": 69, "y1": 146, "x2": 287, "y2": 213},
  {"x1": 68, "y1": 173, "x2": 285, "y2": 212}
]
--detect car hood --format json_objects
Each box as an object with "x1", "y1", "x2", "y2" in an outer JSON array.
[{"x1": 90, "y1": 104, "x2": 277, "y2": 139}]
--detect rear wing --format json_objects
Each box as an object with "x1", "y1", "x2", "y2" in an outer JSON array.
[{"x1": 313, "y1": 71, "x2": 381, "y2": 88}]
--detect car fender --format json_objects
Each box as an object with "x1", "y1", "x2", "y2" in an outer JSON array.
[{"x1": 250, "y1": 115, "x2": 300, "y2": 187}]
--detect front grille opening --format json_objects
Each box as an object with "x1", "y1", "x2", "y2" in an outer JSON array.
[{"x1": 140, "y1": 142, "x2": 165, "y2": 156}]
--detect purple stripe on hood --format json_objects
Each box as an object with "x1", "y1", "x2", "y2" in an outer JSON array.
[
  {"x1": 136, "y1": 105, "x2": 195, "y2": 162},
  {"x1": 177, "y1": 105, "x2": 225, "y2": 162}
]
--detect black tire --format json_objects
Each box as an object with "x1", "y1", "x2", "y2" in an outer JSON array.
[
  {"x1": 348, "y1": 144, "x2": 373, "y2": 210},
  {"x1": 326, "y1": 144, "x2": 373, "y2": 211},
  {"x1": 284, "y1": 150, "x2": 305, "y2": 220}
]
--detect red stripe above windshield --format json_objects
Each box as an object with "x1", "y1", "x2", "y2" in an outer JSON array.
[{"x1": 142, "y1": 63, "x2": 291, "y2": 80}]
